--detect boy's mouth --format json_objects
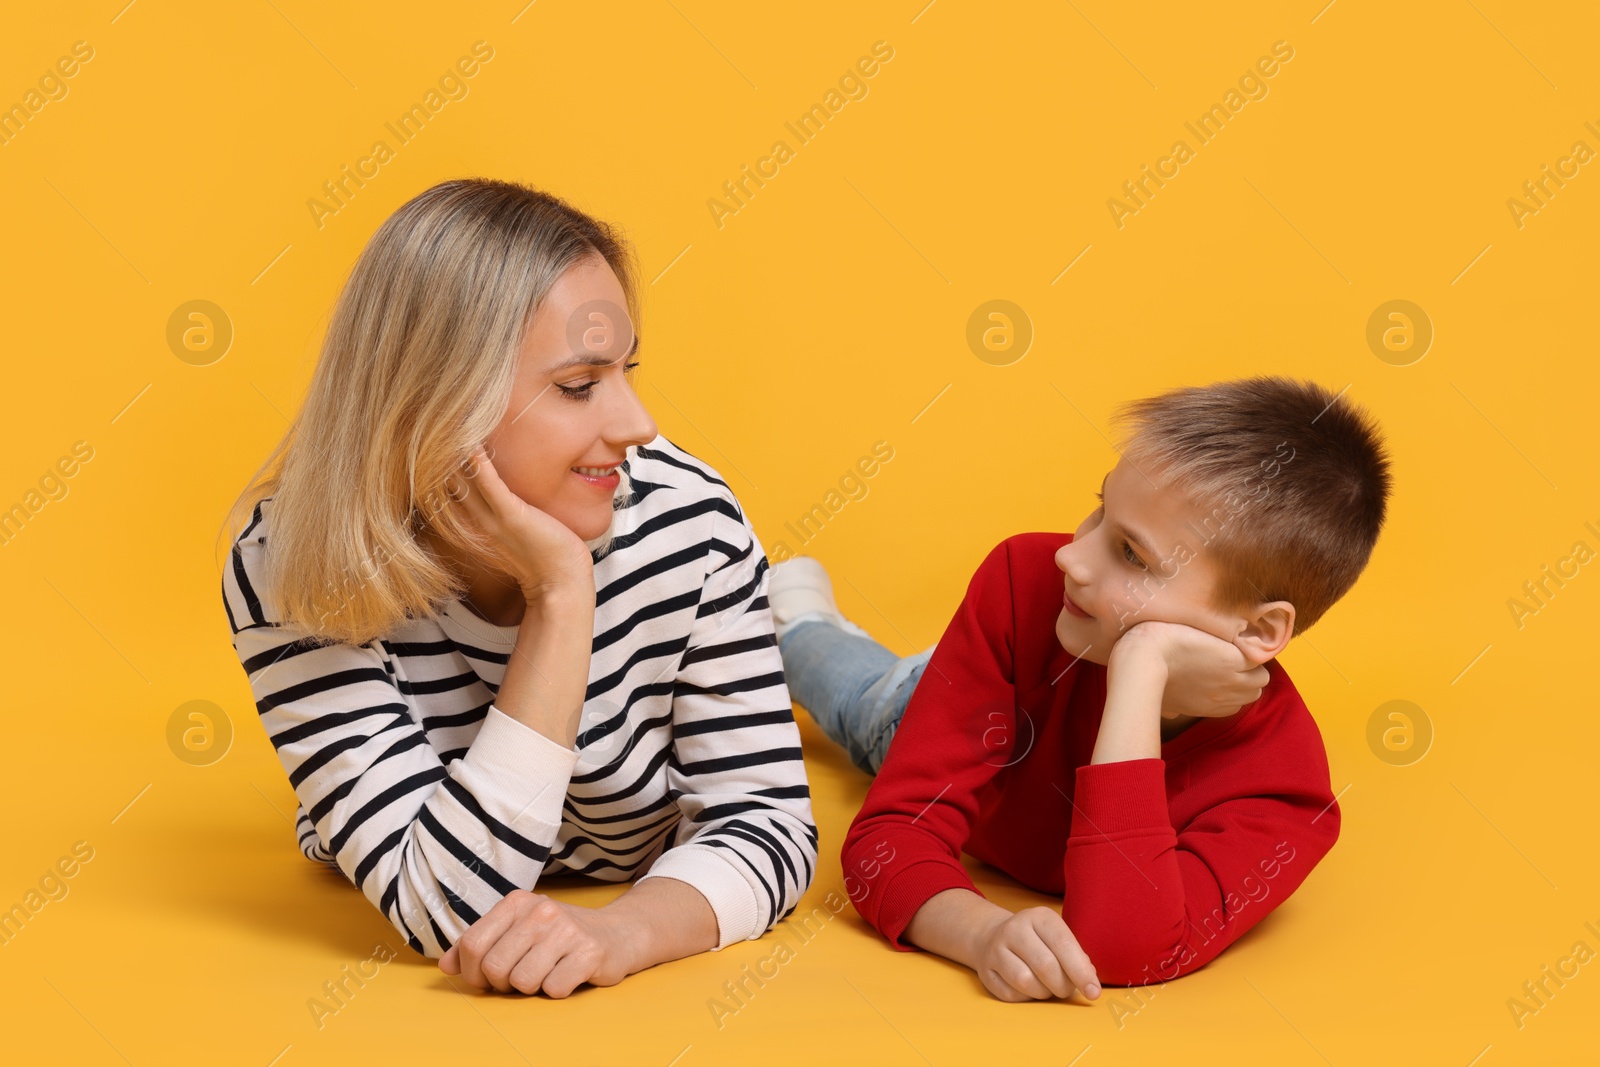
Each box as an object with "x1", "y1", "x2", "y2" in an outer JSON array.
[{"x1": 1063, "y1": 589, "x2": 1094, "y2": 619}]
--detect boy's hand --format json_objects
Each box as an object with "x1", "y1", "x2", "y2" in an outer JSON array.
[
  {"x1": 1114, "y1": 620, "x2": 1268, "y2": 719},
  {"x1": 971, "y1": 906, "x2": 1102, "y2": 1003}
]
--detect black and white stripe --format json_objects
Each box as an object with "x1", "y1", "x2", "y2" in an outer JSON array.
[{"x1": 221, "y1": 435, "x2": 818, "y2": 958}]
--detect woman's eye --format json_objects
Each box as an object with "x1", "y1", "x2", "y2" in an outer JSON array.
[{"x1": 557, "y1": 361, "x2": 642, "y2": 403}]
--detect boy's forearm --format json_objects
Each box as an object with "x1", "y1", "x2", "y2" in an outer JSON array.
[
  {"x1": 1091, "y1": 649, "x2": 1167, "y2": 764},
  {"x1": 902, "y1": 887, "x2": 1011, "y2": 968}
]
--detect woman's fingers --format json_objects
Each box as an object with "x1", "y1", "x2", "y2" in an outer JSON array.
[
  {"x1": 538, "y1": 946, "x2": 600, "y2": 998},
  {"x1": 452, "y1": 451, "x2": 499, "y2": 521},
  {"x1": 504, "y1": 902, "x2": 586, "y2": 995},
  {"x1": 452, "y1": 890, "x2": 537, "y2": 989},
  {"x1": 463, "y1": 446, "x2": 520, "y2": 520},
  {"x1": 478, "y1": 917, "x2": 544, "y2": 994}
]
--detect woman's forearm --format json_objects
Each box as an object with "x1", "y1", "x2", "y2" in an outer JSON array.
[
  {"x1": 494, "y1": 586, "x2": 595, "y2": 748},
  {"x1": 599, "y1": 876, "x2": 720, "y2": 973}
]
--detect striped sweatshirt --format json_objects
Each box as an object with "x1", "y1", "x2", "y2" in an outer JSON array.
[{"x1": 220, "y1": 435, "x2": 818, "y2": 959}]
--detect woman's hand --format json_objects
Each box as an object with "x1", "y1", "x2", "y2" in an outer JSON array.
[
  {"x1": 446, "y1": 446, "x2": 596, "y2": 600},
  {"x1": 1115, "y1": 620, "x2": 1268, "y2": 719},
  {"x1": 438, "y1": 890, "x2": 633, "y2": 997},
  {"x1": 971, "y1": 906, "x2": 1102, "y2": 1003}
]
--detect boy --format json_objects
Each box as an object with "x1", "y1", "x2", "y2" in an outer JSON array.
[{"x1": 768, "y1": 376, "x2": 1391, "y2": 1002}]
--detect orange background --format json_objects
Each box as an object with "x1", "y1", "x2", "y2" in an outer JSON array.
[{"x1": 2, "y1": 1, "x2": 1596, "y2": 1063}]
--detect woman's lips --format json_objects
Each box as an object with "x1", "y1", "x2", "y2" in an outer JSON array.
[
  {"x1": 1063, "y1": 589, "x2": 1093, "y2": 619},
  {"x1": 571, "y1": 466, "x2": 621, "y2": 490}
]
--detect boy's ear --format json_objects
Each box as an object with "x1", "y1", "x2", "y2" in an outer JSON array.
[{"x1": 1235, "y1": 601, "x2": 1295, "y2": 666}]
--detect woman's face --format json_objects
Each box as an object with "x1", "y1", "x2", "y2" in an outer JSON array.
[{"x1": 484, "y1": 253, "x2": 659, "y2": 541}]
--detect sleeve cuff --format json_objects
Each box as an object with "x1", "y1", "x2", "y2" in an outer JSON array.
[
  {"x1": 636, "y1": 843, "x2": 763, "y2": 951},
  {"x1": 1068, "y1": 758, "x2": 1171, "y2": 838},
  {"x1": 875, "y1": 858, "x2": 984, "y2": 952},
  {"x1": 454, "y1": 704, "x2": 581, "y2": 829}
]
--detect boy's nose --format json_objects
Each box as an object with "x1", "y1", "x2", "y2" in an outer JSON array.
[{"x1": 1056, "y1": 544, "x2": 1090, "y2": 585}]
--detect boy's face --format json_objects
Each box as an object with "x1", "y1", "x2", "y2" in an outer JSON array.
[{"x1": 1053, "y1": 457, "x2": 1244, "y2": 666}]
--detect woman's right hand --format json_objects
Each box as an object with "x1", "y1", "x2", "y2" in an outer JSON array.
[{"x1": 447, "y1": 446, "x2": 596, "y2": 601}]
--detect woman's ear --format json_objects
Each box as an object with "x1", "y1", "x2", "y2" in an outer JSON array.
[{"x1": 1235, "y1": 601, "x2": 1295, "y2": 666}]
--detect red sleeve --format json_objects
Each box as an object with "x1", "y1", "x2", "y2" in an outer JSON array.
[
  {"x1": 1060, "y1": 751, "x2": 1340, "y2": 986},
  {"x1": 840, "y1": 538, "x2": 1019, "y2": 951}
]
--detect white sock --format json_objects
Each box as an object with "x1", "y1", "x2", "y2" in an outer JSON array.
[{"x1": 767, "y1": 557, "x2": 873, "y2": 642}]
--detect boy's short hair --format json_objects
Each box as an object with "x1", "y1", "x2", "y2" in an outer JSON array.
[{"x1": 1109, "y1": 375, "x2": 1392, "y2": 635}]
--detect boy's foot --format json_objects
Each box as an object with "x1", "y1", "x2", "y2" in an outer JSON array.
[{"x1": 767, "y1": 556, "x2": 874, "y2": 642}]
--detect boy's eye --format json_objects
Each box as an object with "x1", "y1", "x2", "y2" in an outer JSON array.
[{"x1": 1095, "y1": 490, "x2": 1146, "y2": 569}]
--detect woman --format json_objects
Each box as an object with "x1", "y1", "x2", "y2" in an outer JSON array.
[{"x1": 218, "y1": 178, "x2": 817, "y2": 997}]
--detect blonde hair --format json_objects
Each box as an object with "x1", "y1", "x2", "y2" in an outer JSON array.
[
  {"x1": 215, "y1": 178, "x2": 641, "y2": 646},
  {"x1": 1109, "y1": 375, "x2": 1393, "y2": 636}
]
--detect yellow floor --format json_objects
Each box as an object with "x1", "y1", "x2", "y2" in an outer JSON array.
[{"x1": 6, "y1": 629, "x2": 1598, "y2": 1065}]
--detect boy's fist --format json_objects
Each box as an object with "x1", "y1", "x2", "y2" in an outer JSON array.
[
  {"x1": 972, "y1": 906, "x2": 1102, "y2": 1003},
  {"x1": 1113, "y1": 619, "x2": 1268, "y2": 719}
]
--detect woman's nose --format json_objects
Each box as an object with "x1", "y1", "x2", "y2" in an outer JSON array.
[{"x1": 612, "y1": 378, "x2": 658, "y2": 448}]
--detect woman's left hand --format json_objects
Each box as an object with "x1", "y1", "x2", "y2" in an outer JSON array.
[{"x1": 439, "y1": 890, "x2": 634, "y2": 996}]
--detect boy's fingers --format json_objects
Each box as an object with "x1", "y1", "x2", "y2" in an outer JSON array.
[
  {"x1": 994, "y1": 950, "x2": 1053, "y2": 1000},
  {"x1": 1041, "y1": 918, "x2": 1101, "y2": 999},
  {"x1": 1009, "y1": 931, "x2": 1075, "y2": 999},
  {"x1": 985, "y1": 967, "x2": 1032, "y2": 1003}
]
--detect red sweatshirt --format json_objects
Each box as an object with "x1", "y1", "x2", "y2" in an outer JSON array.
[{"x1": 840, "y1": 532, "x2": 1342, "y2": 986}]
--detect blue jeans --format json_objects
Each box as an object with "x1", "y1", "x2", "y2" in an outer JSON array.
[{"x1": 777, "y1": 619, "x2": 937, "y2": 775}]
